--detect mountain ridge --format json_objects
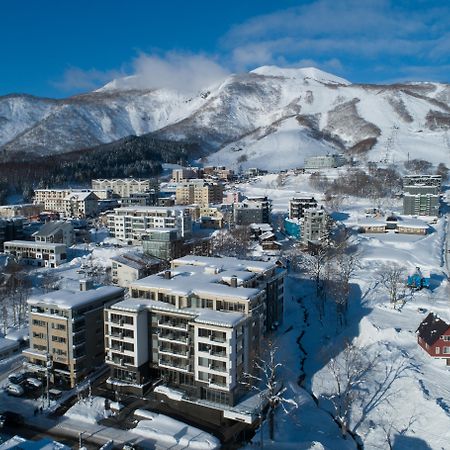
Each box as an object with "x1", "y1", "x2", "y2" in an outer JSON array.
[{"x1": 1, "y1": 66, "x2": 449, "y2": 169}]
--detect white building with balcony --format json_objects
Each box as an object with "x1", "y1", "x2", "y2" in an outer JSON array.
[{"x1": 104, "y1": 256, "x2": 285, "y2": 407}]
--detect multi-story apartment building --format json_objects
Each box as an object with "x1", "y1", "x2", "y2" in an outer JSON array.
[
  {"x1": 403, "y1": 193, "x2": 440, "y2": 217},
  {"x1": 107, "y1": 206, "x2": 192, "y2": 242},
  {"x1": 104, "y1": 256, "x2": 285, "y2": 406},
  {"x1": 3, "y1": 240, "x2": 67, "y2": 268},
  {"x1": 175, "y1": 180, "x2": 224, "y2": 207},
  {"x1": 403, "y1": 184, "x2": 440, "y2": 196},
  {"x1": 24, "y1": 286, "x2": 124, "y2": 387},
  {"x1": 142, "y1": 228, "x2": 184, "y2": 260},
  {"x1": 203, "y1": 166, "x2": 235, "y2": 181},
  {"x1": 171, "y1": 168, "x2": 200, "y2": 183},
  {"x1": 302, "y1": 208, "x2": 329, "y2": 244},
  {"x1": 289, "y1": 194, "x2": 318, "y2": 220},
  {"x1": 119, "y1": 191, "x2": 158, "y2": 207},
  {"x1": 33, "y1": 221, "x2": 75, "y2": 246},
  {"x1": 304, "y1": 154, "x2": 347, "y2": 170},
  {"x1": 33, "y1": 189, "x2": 98, "y2": 218},
  {"x1": 233, "y1": 196, "x2": 272, "y2": 225},
  {"x1": 92, "y1": 178, "x2": 155, "y2": 198}
]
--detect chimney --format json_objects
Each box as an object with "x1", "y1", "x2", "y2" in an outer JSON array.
[
  {"x1": 164, "y1": 270, "x2": 171, "y2": 280},
  {"x1": 230, "y1": 276, "x2": 238, "y2": 288},
  {"x1": 79, "y1": 279, "x2": 93, "y2": 291}
]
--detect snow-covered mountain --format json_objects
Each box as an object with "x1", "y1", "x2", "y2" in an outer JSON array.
[{"x1": 1, "y1": 66, "x2": 449, "y2": 169}]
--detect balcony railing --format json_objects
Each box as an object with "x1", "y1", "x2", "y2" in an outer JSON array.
[{"x1": 159, "y1": 358, "x2": 191, "y2": 372}]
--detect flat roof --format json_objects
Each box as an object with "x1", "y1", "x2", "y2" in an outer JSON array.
[
  {"x1": 4, "y1": 240, "x2": 66, "y2": 250},
  {"x1": 110, "y1": 298, "x2": 245, "y2": 327},
  {"x1": 28, "y1": 286, "x2": 124, "y2": 310},
  {"x1": 111, "y1": 252, "x2": 162, "y2": 270}
]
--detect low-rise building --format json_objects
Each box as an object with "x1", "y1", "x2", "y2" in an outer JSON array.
[
  {"x1": 104, "y1": 256, "x2": 285, "y2": 406},
  {"x1": 111, "y1": 252, "x2": 165, "y2": 287},
  {"x1": 0, "y1": 203, "x2": 43, "y2": 219},
  {"x1": 107, "y1": 206, "x2": 192, "y2": 242},
  {"x1": 358, "y1": 216, "x2": 429, "y2": 235},
  {"x1": 33, "y1": 221, "x2": 75, "y2": 246},
  {"x1": 92, "y1": 178, "x2": 155, "y2": 197},
  {"x1": 23, "y1": 286, "x2": 124, "y2": 387},
  {"x1": 304, "y1": 154, "x2": 346, "y2": 170},
  {"x1": 3, "y1": 240, "x2": 67, "y2": 268},
  {"x1": 417, "y1": 312, "x2": 450, "y2": 365}
]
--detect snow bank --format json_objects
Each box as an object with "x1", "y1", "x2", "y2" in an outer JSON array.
[
  {"x1": 64, "y1": 396, "x2": 111, "y2": 424},
  {"x1": 133, "y1": 410, "x2": 220, "y2": 449}
]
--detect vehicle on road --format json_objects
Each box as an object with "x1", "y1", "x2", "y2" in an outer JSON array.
[
  {"x1": 7, "y1": 373, "x2": 25, "y2": 385},
  {"x1": 26, "y1": 377, "x2": 42, "y2": 388},
  {"x1": 5, "y1": 384, "x2": 24, "y2": 397}
]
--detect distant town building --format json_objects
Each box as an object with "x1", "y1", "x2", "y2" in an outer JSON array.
[
  {"x1": 33, "y1": 221, "x2": 75, "y2": 246},
  {"x1": 403, "y1": 193, "x2": 439, "y2": 217},
  {"x1": 171, "y1": 167, "x2": 200, "y2": 183},
  {"x1": 358, "y1": 216, "x2": 429, "y2": 235},
  {"x1": 233, "y1": 196, "x2": 272, "y2": 226},
  {"x1": 24, "y1": 286, "x2": 124, "y2": 387},
  {"x1": 223, "y1": 190, "x2": 244, "y2": 205},
  {"x1": 119, "y1": 191, "x2": 158, "y2": 207},
  {"x1": 107, "y1": 206, "x2": 192, "y2": 242},
  {"x1": 111, "y1": 252, "x2": 164, "y2": 287},
  {"x1": 203, "y1": 166, "x2": 235, "y2": 181},
  {"x1": 0, "y1": 203, "x2": 43, "y2": 219},
  {"x1": 175, "y1": 180, "x2": 224, "y2": 207},
  {"x1": 104, "y1": 256, "x2": 285, "y2": 405},
  {"x1": 3, "y1": 240, "x2": 67, "y2": 268},
  {"x1": 403, "y1": 175, "x2": 442, "y2": 190},
  {"x1": 304, "y1": 154, "x2": 346, "y2": 170},
  {"x1": 302, "y1": 208, "x2": 329, "y2": 243},
  {"x1": 142, "y1": 229, "x2": 184, "y2": 260},
  {"x1": 34, "y1": 189, "x2": 98, "y2": 218},
  {"x1": 289, "y1": 194, "x2": 318, "y2": 220},
  {"x1": 92, "y1": 178, "x2": 155, "y2": 197}
]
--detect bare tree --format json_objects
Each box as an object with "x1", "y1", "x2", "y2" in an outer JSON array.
[
  {"x1": 210, "y1": 226, "x2": 251, "y2": 258},
  {"x1": 243, "y1": 341, "x2": 298, "y2": 441},
  {"x1": 377, "y1": 264, "x2": 405, "y2": 309}
]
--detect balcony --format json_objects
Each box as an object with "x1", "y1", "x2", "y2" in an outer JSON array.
[
  {"x1": 159, "y1": 346, "x2": 190, "y2": 359},
  {"x1": 158, "y1": 332, "x2": 190, "y2": 345},
  {"x1": 159, "y1": 358, "x2": 191, "y2": 373},
  {"x1": 158, "y1": 319, "x2": 188, "y2": 332}
]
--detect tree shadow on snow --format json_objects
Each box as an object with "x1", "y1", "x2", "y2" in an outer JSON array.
[{"x1": 393, "y1": 434, "x2": 433, "y2": 450}]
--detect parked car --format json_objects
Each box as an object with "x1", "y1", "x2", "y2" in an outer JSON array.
[
  {"x1": 0, "y1": 411, "x2": 24, "y2": 428},
  {"x1": 6, "y1": 384, "x2": 24, "y2": 397},
  {"x1": 7, "y1": 373, "x2": 25, "y2": 385},
  {"x1": 26, "y1": 377, "x2": 43, "y2": 389}
]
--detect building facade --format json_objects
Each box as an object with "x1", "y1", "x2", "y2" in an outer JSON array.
[
  {"x1": 104, "y1": 256, "x2": 285, "y2": 406},
  {"x1": 3, "y1": 240, "x2": 67, "y2": 268},
  {"x1": 92, "y1": 178, "x2": 155, "y2": 197},
  {"x1": 23, "y1": 286, "x2": 124, "y2": 387},
  {"x1": 107, "y1": 206, "x2": 192, "y2": 242},
  {"x1": 289, "y1": 195, "x2": 318, "y2": 220},
  {"x1": 111, "y1": 252, "x2": 164, "y2": 287},
  {"x1": 304, "y1": 154, "x2": 346, "y2": 170},
  {"x1": 33, "y1": 221, "x2": 75, "y2": 246},
  {"x1": 417, "y1": 312, "x2": 450, "y2": 365},
  {"x1": 403, "y1": 193, "x2": 439, "y2": 217},
  {"x1": 302, "y1": 208, "x2": 329, "y2": 243},
  {"x1": 175, "y1": 180, "x2": 224, "y2": 207},
  {"x1": 233, "y1": 196, "x2": 272, "y2": 226}
]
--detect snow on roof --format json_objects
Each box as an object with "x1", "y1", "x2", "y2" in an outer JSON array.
[
  {"x1": 358, "y1": 218, "x2": 386, "y2": 227},
  {"x1": 110, "y1": 298, "x2": 245, "y2": 327},
  {"x1": 0, "y1": 437, "x2": 70, "y2": 450},
  {"x1": 3, "y1": 240, "x2": 66, "y2": 250},
  {"x1": 114, "y1": 205, "x2": 188, "y2": 213},
  {"x1": 397, "y1": 218, "x2": 429, "y2": 229},
  {"x1": 417, "y1": 312, "x2": 450, "y2": 346},
  {"x1": 111, "y1": 251, "x2": 162, "y2": 270},
  {"x1": 28, "y1": 286, "x2": 124, "y2": 310},
  {"x1": 33, "y1": 221, "x2": 72, "y2": 237},
  {"x1": 131, "y1": 266, "x2": 261, "y2": 300},
  {"x1": 64, "y1": 191, "x2": 95, "y2": 201},
  {"x1": 249, "y1": 223, "x2": 273, "y2": 231},
  {"x1": 172, "y1": 255, "x2": 276, "y2": 273}
]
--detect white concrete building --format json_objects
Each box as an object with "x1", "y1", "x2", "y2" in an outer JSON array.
[
  {"x1": 3, "y1": 240, "x2": 67, "y2": 267},
  {"x1": 92, "y1": 178, "x2": 154, "y2": 197},
  {"x1": 104, "y1": 256, "x2": 285, "y2": 407},
  {"x1": 107, "y1": 206, "x2": 192, "y2": 242}
]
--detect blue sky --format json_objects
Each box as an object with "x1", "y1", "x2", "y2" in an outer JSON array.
[{"x1": 1, "y1": 0, "x2": 449, "y2": 97}]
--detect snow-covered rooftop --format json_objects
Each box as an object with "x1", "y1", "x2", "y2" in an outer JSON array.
[{"x1": 28, "y1": 286, "x2": 124, "y2": 310}]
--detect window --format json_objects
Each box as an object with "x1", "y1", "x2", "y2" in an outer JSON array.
[
  {"x1": 32, "y1": 319, "x2": 46, "y2": 327},
  {"x1": 443, "y1": 347, "x2": 450, "y2": 354},
  {"x1": 436, "y1": 347, "x2": 440, "y2": 354},
  {"x1": 51, "y1": 336, "x2": 66, "y2": 343},
  {"x1": 442, "y1": 336, "x2": 450, "y2": 341}
]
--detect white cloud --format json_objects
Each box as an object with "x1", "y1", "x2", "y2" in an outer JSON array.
[{"x1": 129, "y1": 52, "x2": 229, "y2": 92}]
